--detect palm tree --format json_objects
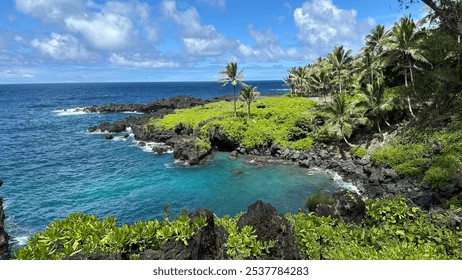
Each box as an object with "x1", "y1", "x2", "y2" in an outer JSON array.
[
  {"x1": 385, "y1": 16, "x2": 430, "y2": 118},
  {"x1": 310, "y1": 66, "x2": 332, "y2": 102},
  {"x1": 358, "y1": 82, "x2": 394, "y2": 140},
  {"x1": 365, "y1": 25, "x2": 388, "y2": 55},
  {"x1": 322, "y1": 92, "x2": 363, "y2": 146},
  {"x1": 355, "y1": 49, "x2": 386, "y2": 86},
  {"x1": 327, "y1": 46, "x2": 353, "y2": 93},
  {"x1": 291, "y1": 66, "x2": 311, "y2": 96},
  {"x1": 239, "y1": 86, "x2": 259, "y2": 118},
  {"x1": 218, "y1": 62, "x2": 246, "y2": 117}
]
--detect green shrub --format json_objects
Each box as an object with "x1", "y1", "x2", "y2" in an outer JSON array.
[
  {"x1": 14, "y1": 212, "x2": 207, "y2": 260},
  {"x1": 196, "y1": 138, "x2": 212, "y2": 153},
  {"x1": 349, "y1": 146, "x2": 367, "y2": 158},
  {"x1": 304, "y1": 189, "x2": 334, "y2": 212},
  {"x1": 282, "y1": 137, "x2": 314, "y2": 151},
  {"x1": 423, "y1": 155, "x2": 462, "y2": 188},
  {"x1": 215, "y1": 214, "x2": 276, "y2": 259},
  {"x1": 371, "y1": 143, "x2": 425, "y2": 168},
  {"x1": 394, "y1": 158, "x2": 428, "y2": 176},
  {"x1": 289, "y1": 196, "x2": 462, "y2": 260},
  {"x1": 154, "y1": 97, "x2": 317, "y2": 150}
]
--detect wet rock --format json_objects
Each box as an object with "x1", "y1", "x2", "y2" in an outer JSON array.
[
  {"x1": 140, "y1": 209, "x2": 227, "y2": 260},
  {"x1": 0, "y1": 198, "x2": 9, "y2": 259},
  {"x1": 383, "y1": 168, "x2": 400, "y2": 182},
  {"x1": 152, "y1": 145, "x2": 172, "y2": 154},
  {"x1": 172, "y1": 136, "x2": 210, "y2": 165},
  {"x1": 105, "y1": 134, "x2": 114, "y2": 140},
  {"x1": 315, "y1": 189, "x2": 366, "y2": 224},
  {"x1": 237, "y1": 200, "x2": 302, "y2": 260},
  {"x1": 229, "y1": 150, "x2": 238, "y2": 159},
  {"x1": 0, "y1": 180, "x2": 2, "y2": 188}
]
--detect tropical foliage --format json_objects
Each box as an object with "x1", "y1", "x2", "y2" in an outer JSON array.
[
  {"x1": 290, "y1": 196, "x2": 462, "y2": 260},
  {"x1": 15, "y1": 196, "x2": 462, "y2": 260},
  {"x1": 218, "y1": 62, "x2": 246, "y2": 117},
  {"x1": 15, "y1": 212, "x2": 207, "y2": 260},
  {"x1": 150, "y1": 97, "x2": 318, "y2": 151},
  {"x1": 239, "y1": 86, "x2": 260, "y2": 119}
]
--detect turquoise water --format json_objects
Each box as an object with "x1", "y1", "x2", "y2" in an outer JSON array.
[{"x1": 0, "y1": 82, "x2": 340, "y2": 248}]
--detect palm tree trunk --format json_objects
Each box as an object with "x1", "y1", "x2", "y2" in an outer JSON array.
[
  {"x1": 404, "y1": 67, "x2": 416, "y2": 118},
  {"x1": 341, "y1": 126, "x2": 353, "y2": 147},
  {"x1": 247, "y1": 103, "x2": 251, "y2": 119},
  {"x1": 377, "y1": 119, "x2": 384, "y2": 141},
  {"x1": 338, "y1": 72, "x2": 342, "y2": 93},
  {"x1": 233, "y1": 85, "x2": 237, "y2": 117}
]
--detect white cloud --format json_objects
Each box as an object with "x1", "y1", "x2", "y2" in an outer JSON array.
[
  {"x1": 0, "y1": 69, "x2": 35, "y2": 79},
  {"x1": 237, "y1": 26, "x2": 300, "y2": 62},
  {"x1": 162, "y1": 0, "x2": 234, "y2": 56},
  {"x1": 14, "y1": 0, "x2": 85, "y2": 21},
  {"x1": 31, "y1": 33, "x2": 94, "y2": 60},
  {"x1": 294, "y1": 0, "x2": 375, "y2": 54},
  {"x1": 109, "y1": 53, "x2": 179, "y2": 68},
  {"x1": 65, "y1": 13, "x2": 134, "y2": 51}
]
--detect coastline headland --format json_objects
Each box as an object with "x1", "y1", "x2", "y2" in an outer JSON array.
[{"x1": 86, "y1": 95, "x2": 461, "y2": 210}]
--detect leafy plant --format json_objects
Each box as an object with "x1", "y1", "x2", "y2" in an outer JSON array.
[
  {"x1": 304, "y1": 188, "x2": 334, "y2": 212},
  {"x1": 15, "y1": 212, "x2": 207, "y2": 260},
  {"x1": 216, "y1": 215, "x2": 276, "y2": 259}
]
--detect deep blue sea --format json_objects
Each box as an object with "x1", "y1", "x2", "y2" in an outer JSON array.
[{"x1": 0, "y1": 81, "x2": 346, "y2": 249}]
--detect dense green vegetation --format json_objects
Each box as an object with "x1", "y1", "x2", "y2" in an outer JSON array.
[
  {"x1": 14, "y1": 196, "x2": 462, "y2": 260},
  {"x1": 291, "y1": 196, "x2": 462, "y2": 259},
  {"x1": 150, "y1": 97, "x2": 318, "y2": 150},
  {"x1": 14, "y1": 1, "x2": 462, "y2": 260},
  {"x1": 14, "y1": 212, "x2": 207, "y2": 260}
]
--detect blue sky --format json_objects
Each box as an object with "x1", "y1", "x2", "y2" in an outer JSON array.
[{"x1": 0, "y1": 0, "x2": 425, "y2": 84}]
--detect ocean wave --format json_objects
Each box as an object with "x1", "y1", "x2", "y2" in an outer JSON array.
[
  {"x1": 327, "y1": 170, "x2": 359, "y2": 193},
  {"x1": 54, "y1": 107, "x2": 95, "y2": 116},
  {"x1": 87, "y1": 129, "x2": 109, "y2": 134},
  {"x1": 112, "y1": 136, "x2": 129, "y2": 141},
  {"x1": 1, "y1": 197, "x2": 12, "y2": 209},
  {"x1": 121, "y1": 111, "x2": 143, "y2": 114},
  {"x1": 134, "y1": 140, "x2": 173, "y2": 154},
  {"x1": 14, "y1": 236, "x2": 29, "y2": 246}
]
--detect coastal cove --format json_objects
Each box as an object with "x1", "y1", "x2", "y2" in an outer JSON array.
[{"x1": 0, "y1": 81, "x2": 350, "y2": 252}]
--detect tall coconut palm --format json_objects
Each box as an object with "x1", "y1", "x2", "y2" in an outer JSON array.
[
  {"x1": 358, "y1": 82, "x2": 394, "y2": 140},
  {"x1": 322, "y1": 92, "x2": 363, "y2": 146},
  {"x1": 218, "y1": 62, "x2": 246, "y2": 117},
  {"x1": 355, "y1": 49, "x2": 386, "y2": 86},
  {"x1": 291, "y1": 66, "x2": 311, "y2": 96},
  {"x1": 327, "y1": 46, "x2": 353, "y2": 93},
  {"x1": 310, "y1": 66, "x2": 332, "y2": 102},
  {"x1": 365, "y1": 25, "x2": 388, "y2": 55},
  {"x1": 239, "y1": 86, "x2": 259, "y2": 118},
  {"x1": 385, "y1": 16, "x2": 430, "y2": 118}
]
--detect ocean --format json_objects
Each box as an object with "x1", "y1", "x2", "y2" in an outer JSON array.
[{"x1": 0, "y1": 81, "x2": 343, "y2": 249}]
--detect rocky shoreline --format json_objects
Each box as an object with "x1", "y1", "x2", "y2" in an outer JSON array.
[
  {"x1": 0, "y1": 180, "x2": 10, "y2": 259},
  {"x1": 87, "y1": 96, "x2": 462, "y2": 210}
]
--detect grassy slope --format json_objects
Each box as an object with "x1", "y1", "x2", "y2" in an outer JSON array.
[{"x1": 371, "y1": 117, "x2": 462, "y2": 189}]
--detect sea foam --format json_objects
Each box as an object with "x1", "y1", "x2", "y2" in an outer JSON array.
[{"x1": 54, "y1": 107, "x2": 95, "y2": 116}]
